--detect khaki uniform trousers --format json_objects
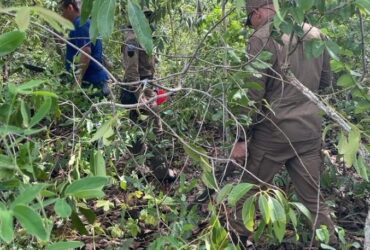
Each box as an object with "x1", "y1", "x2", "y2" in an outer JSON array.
[{"x1": 230, "y1": 137, "x2": 335, "y2": 242}]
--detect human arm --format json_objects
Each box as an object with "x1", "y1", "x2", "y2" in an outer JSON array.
[
  {"x1": 122, "y1": 40, "x2": 140, "y2": 82},
  {"x1": 319, "y1": 48, "x2": 332, "y2": 89},
  {"x1": 77, "y1": 46, "x2": 91, "y2": 83}
]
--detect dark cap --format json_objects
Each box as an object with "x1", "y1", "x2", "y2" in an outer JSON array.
[{"x1": 245, "y1": 0, "x2": 273, "y2": 13}]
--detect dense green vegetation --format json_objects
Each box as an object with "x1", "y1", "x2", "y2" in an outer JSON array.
[{"x1": 0, "y1": 0, "x2": 369, "y2": 249}]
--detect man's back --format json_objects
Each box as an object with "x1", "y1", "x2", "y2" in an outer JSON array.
[
  {"x1": 66, "y1": 17, "x2": 108, "y2": 85},
  {"x1": 247, "y1": 22, "x2": 331, "y2": 143}
]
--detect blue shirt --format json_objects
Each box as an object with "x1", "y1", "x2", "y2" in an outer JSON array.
[{"x1": 66, "y1": 17, "x2": 108, "y2": 85}]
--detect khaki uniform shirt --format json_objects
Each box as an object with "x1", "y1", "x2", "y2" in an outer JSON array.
[
  {"x1": 247, "y1": 22, "x2": 331, "y2": 143},
  {"x1": 122, "y1": 30, "x2": 155, "y2": 82}
]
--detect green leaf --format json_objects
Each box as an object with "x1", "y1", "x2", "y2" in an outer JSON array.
[
  {"x1": 32, "y1": 91, "x2": 58, "y2": 98},
  {"x1": 12, "y1": 205, "x2": 48, "y2": 241},
  {"x1": 90, "y1": 119, "x2": 115, "y2": 142},
  {"x1": 0, "y1": 30, "x2": 26, "y2": 57},
  {"x1": 242, "y1": 196, "x2": 255, "y2": 232},
  {"x1": 258, "y1": 194, "x2": 270, "y2": 223},
  {"x1": 325, "y1": 40, "x2": 340, "y2": 60},
  {"x1": 71, "y1": 211, "x2": 88, "y2": 235},
  {"x1": 337, "y1": 74, "x2": 355, "y2": 88},
  {"x1": 29, "y1": 97, "x2": 52, "y2": 127},
  {"x1": 89, "y1": 0, "x2": 101, "y2": 42},
  {"x1": 46, "y1": 241, "x2": 84, "y2": 250},
  {"x1": 79, "y1": 207, "x2": 96, "y2": 224},
  {"x1": 127, "y1": 0, "x2": 154, "y2": 55},
  {"x1": 353, "y1": 155, "x2": 369, "y2": 181},
  {"x1": 338, "y1": 128, "x2": 361, "y2": 167},
  {"x1": 228, "y1": 183, "x2": 254, "y2": 207},
  {"x1": 20, "y1": 100, "x2": 29, "y2": 128},
  {"x1": 81, "y1": 0, "x2": 94, "y2": 25},
  {"x1": 305, "y1": 39, "x2": 325, "y2": 59},
  {"x1": 216, "y1": 184, "x2": 233, "y2": 204},
  {"x1": 54, "y1": 199, "x2": 72, "y2": 218},
  {"x1": 291, "y1": 202, "x2": 312, "y2": 222},
  {"x1": 288, "y1": 208, "x2": 297, "y2": 228},
  {"x1": 290, "y1": 7, "x2": 304, "y2": 23},
  {"x1": 0, "y1": 209, "x2": 14, "y2": 243},
  {"x1": 11, "y1": 184, "x2": 47, "y2": 208},
  {"x1": 0, "y1": 154, "x2": 17, "y2": 170},
  {"x1": 64, "y1": 176, "x2": 108, "y2": 196},
  {"x1": 298, "y1": 0, "x2": 314, "y2": 11},
  {"x1": 32, "y1": 7, "x2": 73, "y2": 32},
  {"x1": 97, "y1": 0, "x2": 116, "y2": 40},
  {"x1": 91, "y1": 150, "x2": 106, "y2": 177},
  {"x1": 183, "y1": 144, "x2": 212, "y2": 172},
  {"x1": 201, "y1": 171, "x2": 217, "y2": 190},
  {"x1": 17, "y1": 79, "x2": 45, "y2": 92},
  {"x1": 269, "y1": 197, "x2": 286, "y2": 242},
  {"x1": 356, "y1": 0, "x2": 370, "y2": 15},
  {"x1": 71, "y1": 189, "x2": 105, "y2": 199},
  {"x1": 15, "y1": 7, "x2": 30, "y2": 31}
]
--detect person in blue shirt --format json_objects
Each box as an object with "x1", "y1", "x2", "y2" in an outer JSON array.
[{"x1": 60, "y1": 0, "x2": 110, "y2": 96}]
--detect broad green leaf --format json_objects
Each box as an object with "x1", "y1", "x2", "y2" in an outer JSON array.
[
  {"x1": 0, "y1": 209, "x2": 14, "y2": 243},
  {"x1": 81, "y1": 0, "x2": 94, "y2": 24},
  {"x1": 353, "y1": 155, "x2": 369, "y2": 181},
  {"x1": 291, "y1": 202, "x2": 312, "y2": 222},
  {"x1": 316, "y1": 226, "x2": 330, "y2": 244},
  {"x1": 305, "y1": 39, "x2": 325, "y2": 59},
  {"x1": 54, "y1": 199, "x2": 72, "y2": 218},
  {"x1": 201, "y1": 172, "x2": 217, "y2": 190},
  {"x1": 228, "y1": 183, "x2": 254, "y2": 207},
  {"x1": 97, "y1": 0, "x2": 116, "y2": 40},
  {"x1": 0, "y1": 154, "x2": 17, "y2": 169},
  {"x1": 356, "y1": 0, "x2": 370, "y2": 15},
  {"x1": 71, "y1": 211, "x2": 88, "y2": 235},
  {"x1": 90, "y1": 119, "x2": 115, "y2": 142},
  {"x1": 11, "y1": 184, "x2": 47, "y2": 208},
  {"x1": 242, "y1": 196, "x2": 255, "y2": 232},
  {"x1": 89, "y1": 0, "x2": 101, "y2": 42},
  {"x1": 290, "y1": 7, "x2": 304, "y2": 24},
  {"x1": 325, "y1": 40, "x2": 340, "y2": 60},
  {"x1": 46, "y1": 241, "x2": 84, "y2": 250},
  {"x1": 32, "y1": 91, "x2": 59, "y2": 98},
  {"x1": 337, "y1": 74, "x2": 355, "y2": 88},
  {"x1": 216, "y1": 184, "x2": 233, "y2": 204},
  {"x1": 269, "y1": 197, "x2": 286, "y2": 242},
  {"x1": 79, "y1": 207, "x2": 96, "y2": 224},
  {"x1": 72, "y1": 189, "x2": 105, "y2": 199},
  {"x1": 64, "y1": 176, "x2": 108, "y2": 196},
  {"x1": 298, "y1": 0, "x2": 314, "y2": 11},
  {"x1": 338, "y1": 128, "x2": 361, "y2": 167},
  {"x1": 127, "y1": 0, "x2": 154, "y2": 55},
  {"x1": 0, "y1": 30, "x2": 26, "y2": 57},
  {"x1": 15, "y1": 7, "x2": 30, "y2": 31},
  {"x1": 258, "y1": 194, "x2": 270, "y2": 223},
  {"x1": 269, "y1": 197, "x2": 286, "y2": 224},
  {"x1": 20, "y1": 100, "x2": 29, "y2": 128},
  {"x1": 288, "y1": 208, "x2": 297, "y2": 228},
  {"x1": 183, "y1": 144, "x2": 212, "y2": 172},
  {"x1": 29, "y1": 97, "x2": 52, "y2": 127},
  {"x1": 12, "y1": 205, "x2": 48, "y2": 241},
  {"x1": 32, "y1": 7, "x2": 73, "y2": 32},
  {"x1": 91, "y1": 150, "x2": 106, "y2": 177}
]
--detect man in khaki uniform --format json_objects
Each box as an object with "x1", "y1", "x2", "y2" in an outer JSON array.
[
  {"x1": 121, "y1": 9, "x2": 175, "y2": 182},
  {"x1": 229, "y1": 0, "x2": 336, "y2": 247}
]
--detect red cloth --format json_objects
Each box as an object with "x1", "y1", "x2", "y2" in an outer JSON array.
[{"x1": 156, "y1": 89, "x2": 168, "y2": 105}]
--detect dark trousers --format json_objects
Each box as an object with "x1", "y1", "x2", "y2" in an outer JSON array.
[
  {"x1": 120, "y1": 85, "x2": 169, "y2": 180},
  {"x1": 230, "y1": 137, "x2": 335, "y2": 244}
]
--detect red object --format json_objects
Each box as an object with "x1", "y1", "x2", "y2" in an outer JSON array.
[{"x1": 156, "y1": 89, "x2": 168, "y2": 105}]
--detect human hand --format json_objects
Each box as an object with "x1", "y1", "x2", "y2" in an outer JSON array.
[{"x1": 231, "y1": 141, "x2": 248, "y2": 163}]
